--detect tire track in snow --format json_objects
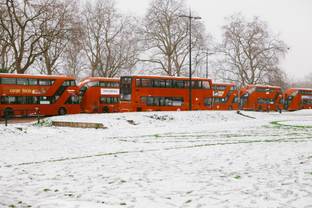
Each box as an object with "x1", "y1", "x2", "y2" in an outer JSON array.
[{"x1": 5, "y1": 136, "x2": 312, "y2": 167}]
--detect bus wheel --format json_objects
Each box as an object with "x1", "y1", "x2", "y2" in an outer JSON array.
[
  {"x1": 58, "y1": 107, "x2": 67, "y2": 115},
  {"x1": 103, "y1": 106, "x2": 109, "y2": 113},
  {"x1": 4, "y1": 107, "x2": 14, "y2": 118}
]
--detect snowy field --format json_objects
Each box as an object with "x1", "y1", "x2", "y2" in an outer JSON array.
[{"x1": 0, "y1": 110, "x2": 312, "y2": 208}]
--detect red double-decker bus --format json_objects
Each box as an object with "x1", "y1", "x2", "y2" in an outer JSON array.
[
  {"x1": 284, "y1": 88, "x2": 312, "y2": 111},
  {"x1": 211, "y1": 83, "x2": 239, "y2": 110},
  {"x1": 78, "y1": 77, "x2": 119, "y2": 113},
  {"x1": 119, "y1": 75, "x2": 213, "y2": 112},
  {"x1": 239, "y1": 84, "x2": 283, "y2": 111},
  {"x1": 0, "y1": 73, "x2": 80, "y2": 117}
]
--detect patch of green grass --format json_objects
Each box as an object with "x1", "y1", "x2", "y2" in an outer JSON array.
[
  {"x1": 33, "y1": 119, "x2": 52, "y2": 127},
  {"x1": 269, "y1": 120, "x2": 312, "y2": 129},
  {"x1": 234, "y1": 175, "x2": 241, "y2": 179},
  {"x1": 270, "y1": 121, "x2": 281, "y2": 126},
  {"x1": 154, "y1": 134, "x2": 161, "y2": 138}
]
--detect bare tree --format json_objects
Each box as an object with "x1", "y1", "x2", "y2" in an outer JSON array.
[
  {"x1": 291, "y1": 72, "x2": 312, "y2": 88},
  {"x1": 82, "y1": 0, "x2": 139, "y2": 77},
  {"x1": 36, "y1": 0, "x2": 78, "y2": 75},
  {"x1": 215, "y1": 14, "x2": 288, "y2": 86},
  {"x1": 0, "y1": 26, "x2": 13, "y2": 73},
  {"x1": 0, "y1": 2, "x2": 14, "y2": 72},
  {"x1": 267, "y1": 67, "x2": 289, "y2": 90},
  {"x1": 62, "y1": 17, "x2": 86, "y2": 79},
  {"x1": 0, "y1": 0, "x2": 57, "y2": 74},
  {"x1": 142, "y1": 0, "x2": 206, "y2": 76}
]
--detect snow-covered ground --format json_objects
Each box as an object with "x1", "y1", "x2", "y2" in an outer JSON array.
[{"x1": 0, "y1": 110, "x2": 312, "y2": 208}]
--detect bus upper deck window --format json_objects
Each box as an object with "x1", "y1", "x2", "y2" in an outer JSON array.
[
  {"x1": 1, "y1": 78, "x2": 16, "y2": 85},
  {"x1": 17, "y1": 78, "x2": 28, "y2": 85},
  {"x1": 28, "y1": 79, "x2": 38, "y2": 85},
  {"x1": 202, "y1": 81, "x2": 210, "y2": 89},
  {"x1": 39, "y1": 80, "x2": 51, "y2": 86},
  {"x1": 141, "y1": 79, "x2": 151, "y2": 87},
  {"x1": 135, "y1": 79, "x2": 141, "y2": 87}
]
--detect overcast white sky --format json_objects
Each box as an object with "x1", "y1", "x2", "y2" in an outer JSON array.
[{"x1": 112, "y1": 0, "x2": 312, "y2": 80}]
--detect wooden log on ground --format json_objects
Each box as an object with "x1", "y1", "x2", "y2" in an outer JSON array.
[{"x1": 52, "y1": 121, "x2": 106, "y2": 129}]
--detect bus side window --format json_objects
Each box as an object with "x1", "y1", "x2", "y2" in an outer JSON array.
[
  {"x1": 233, "y1": 96, "x2": 239, "y2": 103},
  {"x1": 230, "y1": 86, "x2": 236, "y2": 91},
  {"x1": 159, "y1": 97, "x2": 165, "y2": 106},
  {"x1": 135, "y1": 79, "x2": 141, "y2": 87},
  {"x1": 114, "y1": 82, "x2": 119, "y2": 88},
  {"x1": 26, "y1": 96, "x2": 38, "y2": 104},
  {"x1": 66, "y1": 95, "x2": 79, "y2": 104},
  {"x1": 63, "y1": 80, "x2": 76, "y2": 86},
  {"x1": 198, "y1": 81, "x2": 203, "y2": 89},
  {"x1": 28, "y1": 79, "x2": 38, "y2": 85},
  {"x1": 39, "y1": 80, "x2": 52, "y2": 86},
  {"x1": 146, "y1": 97, "x2": 153, "y2": 105},
  {"x1": 39, "y1": 96, "x2": 51, "y2": 104},
  {"x1": 2, "y1": 96, "x2": 16, "y2": 104},
  {"x1": 204, "y1": 97, "x2": 212, "y2": 106},
  {"x1": 165, "y1": 97, "x2": 172, "y2": 106},
  {"x1": 1, "y1": 78, "x2": 16, "y2": 84},
  {"x1": 141, "y1": 79, "x2": 151, "y2": 87},
  {"x1": 141, "y1": 96, "x2": 147, "y2": 104},
  {"x1": 159, "y1": 80, "x2": 166, "y2": 88},
  {"x1": 172, "y1": 97, "x2": 183, "y2": 106},
  {"x1": 80, "y1": 86, "x2": 88, "y2": 95},
  {"x1": 153, "y1": 79, "x2": 160, "y2": 88},
  {"x1": 63, "y1": 80, "x2": 70, "y2": 86},
  {"x1": 176, "y1": 80, "x2": 184, "y2": 88},
  {"x1": 165, "y1": 80, "x2": 172, "y2": 88},
  {"x1": 17, "y1": 78, "x2": 28, "y2": 85}
]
